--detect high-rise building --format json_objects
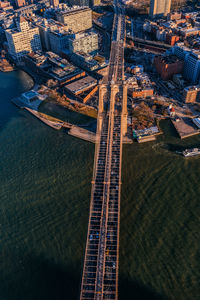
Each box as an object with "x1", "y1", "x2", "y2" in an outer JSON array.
[
  {"x1": 56, "y1": 7, "x2": 92, "y2": 33},
  {"x1": 172, "y1": 42, "x2": 191, "y2": 60},
  {"x1": 50, "y1": 0, "x2": 59, "y2": 7},
  {"x1": 172, "y1": 43, "x2": 200, "y2": 84},
  {"x1": 36, "y1": 19, "x2": 64, "y2": 51},
  {"x1": 184, "y1": 52, "x2": 200, "y2": 84},
  {"x1": 149, "y1": 0, "x2": 171, "y2": 18},
  {"x1": 5, "y1": 17, "x2": 42, "y2": 61},
  {"x1": 68, "y1": 31, "x2": 98, "y2": 54},
  {"x1": 48, "y1": 30, "x2": 69, "y2": 54}
]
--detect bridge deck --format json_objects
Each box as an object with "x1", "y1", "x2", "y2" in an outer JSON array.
[{"x1": 80, "y1": 1, "x2": 126, "y2": 299}]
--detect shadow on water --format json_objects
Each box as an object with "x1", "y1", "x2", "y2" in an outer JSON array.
[
  {"x1": 1, "y1": 258, "x2": 171, "y2": 300},
  {"x1": 119, "y1": 277, "x2": 170, "y2": 300},
  {"x1": 166, "y1": 142, "x2": 200, "y2": 153},
  {"x1": 0, "y1": 70, "x2": 34, "y2": 131},
  {"x1": 1, "y1": 255, "x2": 81, "y2": 300}
]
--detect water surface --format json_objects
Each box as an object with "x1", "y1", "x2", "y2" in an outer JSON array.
[{"x1": 0, "y1": 71, "x2": 199, "y2": 300}]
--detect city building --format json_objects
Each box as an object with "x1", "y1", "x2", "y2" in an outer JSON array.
[
  {"x1": 5, "y1": 17, "x2": 42, "y2": 61},
  {"x1": 50, "y1": 0, "x2": 59, "y2": 7},
  {"x1": 90, "y1": 0, "x2": 101, "y2": 6},
  {"x1": 68, "y1": 0, "x2": 89, "y2": 7},
  {"x1": 183, "y1": 85, "x2": 200, "y2": 103},
  {"x1": 179, "y1": 27, "x2": 200, "y2": 38},
  {"x1": 149, "y1": 0, "x2": 171, "y2": 18},
  {"x1": 64, "y1": 75, "x2": 97, "y2": 96},
  {"x1": 48, "y1": 29, "x2": 69, "y2": 54},
  {"x1": 69, "y1": 51, "x2": 102, "y2": 71},
  {"x1": 193, "y1": 117, "x2": 200, "y2": 129},
  {"x1": 0, "y1": 0, "x2": 13, "y2": 11},
  {"x1": 173, "y1": 73, "x2": 184, "y2": 87},
  {"x1": 156, "y1": 29, "x2": 166, "y2": 41},
  {"x1": 15, "y1": 0, "x2": 26, "y2": 8},
  {"x1": 56, "y1": 7, "x2": 92, "y2": 33},
  {"x1": 171, "y1": 0, "x2": 186, "y2": 9},
  {"x1": 127, "y1": 73, "x2": 154, "y2": 99},
  {"x1": 172, "y1": 43, "x2": 200, "y2": 84},
  {"x1": 126, "y1": 65, "x2": 144, "y2": 75},
  {"x1": 172, "y1": 43, "x2": 191, "y2": 60},
  {"x1": 24, "y1": 51, "x2": 85, "y2": 84},
  {"x1": 154, "y1": 55, "x2": 184, "y2": 80},
  {"x1": 34, "y1": 18, "x2": 68, "y2": 51},
  {"x1": 165, "y1": 32, "x2": 179, "y2": 46},
  {"x1": 184, "y1": 52, "x2": 200, "y2": 84},
  {"x1": 167, "y1": 12, "x2": 182, "y2": 21},
  {"x1": 68, "y1": 31, "x2": 98, "y2": 54},
  {"x1": 15, "y1": 4, "x2": 37, "y2": 16}
]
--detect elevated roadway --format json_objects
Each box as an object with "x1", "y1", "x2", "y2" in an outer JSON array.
[{"x1": 80, "y1": 1, "x2": 127, "y2": 299}]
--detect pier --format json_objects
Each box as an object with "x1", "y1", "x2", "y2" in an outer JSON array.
[{"x1": 171, "y1": 117, "x2": 200, "y2": 139}]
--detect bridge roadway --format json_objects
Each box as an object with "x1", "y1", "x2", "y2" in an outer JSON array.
[{"x1": 80, "y1": 2, "x2": 126, "y2": 299}]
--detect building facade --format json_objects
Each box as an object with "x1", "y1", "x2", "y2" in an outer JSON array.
[
  {"x1": 184, "y1": 52, "x2": 200, "y2": 84},
  {"x1": 68, "y1": 0, "x2": 89, "y2": 6},
  {"x1": 15, "y1": 0, "x2": 26, "y2": 8},
  {"x1": 183, "y1": 86, "x2": 200, "y2": 103},
  {"x1": 50, "y1": 0, "x2": 59, "y2": 7},
  {"x1": 172, "y1": 43, "x2": 200, "y2": 84},
  {"x1": 5, "y1": 17, "x2": 42, "y2": 61},
  {"x1": 36, "y1": 18, "x2": 68, "y2": 51},
  {"x1": 154, "y1": 55, "x2": 184, "y2": 80},
  {"x1": 48, "y1": 30, "x2": 69, "y2": 54},
  {"x1": 68, "y1": 31, "x2": 98, "y2": 54},
  {"x1": 149, "y1": 0, "x2": 171, "y2": 18},
  {"x1": 56, "y1": 7, "x2": 92, "y2": 33}
]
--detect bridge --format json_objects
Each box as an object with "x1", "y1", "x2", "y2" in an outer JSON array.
[{"x1": 80, "y1": 1, "x2": 127, "y2": 299}]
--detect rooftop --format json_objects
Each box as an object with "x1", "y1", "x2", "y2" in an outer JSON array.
[
  {"x1": 64, "y1": 75, "x2": 97, "y2": 94},
  {"x1": 157, "y1": 55, "x2": 183, "y2": 64},
  {"x1": 56, "y1": 6, "x2": 90, "y2": 16}
]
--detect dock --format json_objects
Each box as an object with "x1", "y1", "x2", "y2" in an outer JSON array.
[
  {"x1": 171, "y1": 117, "x2": 200, "y2": 139},
  {"x1": 68, "y1": 126, "x2": 96, "y2": 143},
  {"x1": 12, "y1": 97, "x2": 97, "y2": 142},
  {"x1": 25, "y1": 108, "x2": 64, "y2": 130},
  {"x1": 137, "y1": 135, "x2": 156, "y2": 143}
]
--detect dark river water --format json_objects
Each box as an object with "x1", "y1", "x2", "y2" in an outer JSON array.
[{"x1": 0, "y1": 70, "x2": 199, "y2": 300}]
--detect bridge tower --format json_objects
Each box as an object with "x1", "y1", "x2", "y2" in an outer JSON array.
[
  {"x1": 97, "y1": 84, "x2": 108, "y2": 139},
  {"x1": 110, "y1": 82, "x2": 120, "y2": 112},
  {"x1": 98, "y1": 84, "x2": 107, "y2": 114}
]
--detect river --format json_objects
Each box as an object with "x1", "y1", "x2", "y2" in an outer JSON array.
[{"x1": 0, "y1": 70, "x2": 199, "y2": 300}]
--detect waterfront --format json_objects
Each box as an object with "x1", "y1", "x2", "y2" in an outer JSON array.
[{"x1": 0, "y1": 71, "x2": 199, "y2": 300}]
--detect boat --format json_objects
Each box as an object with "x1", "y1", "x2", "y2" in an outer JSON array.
[{"x1": 182, "y1": 148, "x2": 200, "y2": 157}]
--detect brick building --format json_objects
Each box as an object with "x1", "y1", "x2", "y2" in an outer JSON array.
[
  {"x1": 183, "y1": 86, "x2": 200, "y2": 103},
  {"x1": 128, "y1": 88, "x2": 154, "y2": 98},
  {"x1": 166, "y1": 33, "x2": 179, "y2": 46},
  {"x1": 15, "y1": 0, "x2": 26, "y2": 7},
  {"x1": 154, "y1": 55, "x2": 184, "y2": 80}
]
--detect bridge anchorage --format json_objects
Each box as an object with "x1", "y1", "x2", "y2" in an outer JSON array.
[{"x1": 80, "y1": 1, "x2": 127, "y2": 299}]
